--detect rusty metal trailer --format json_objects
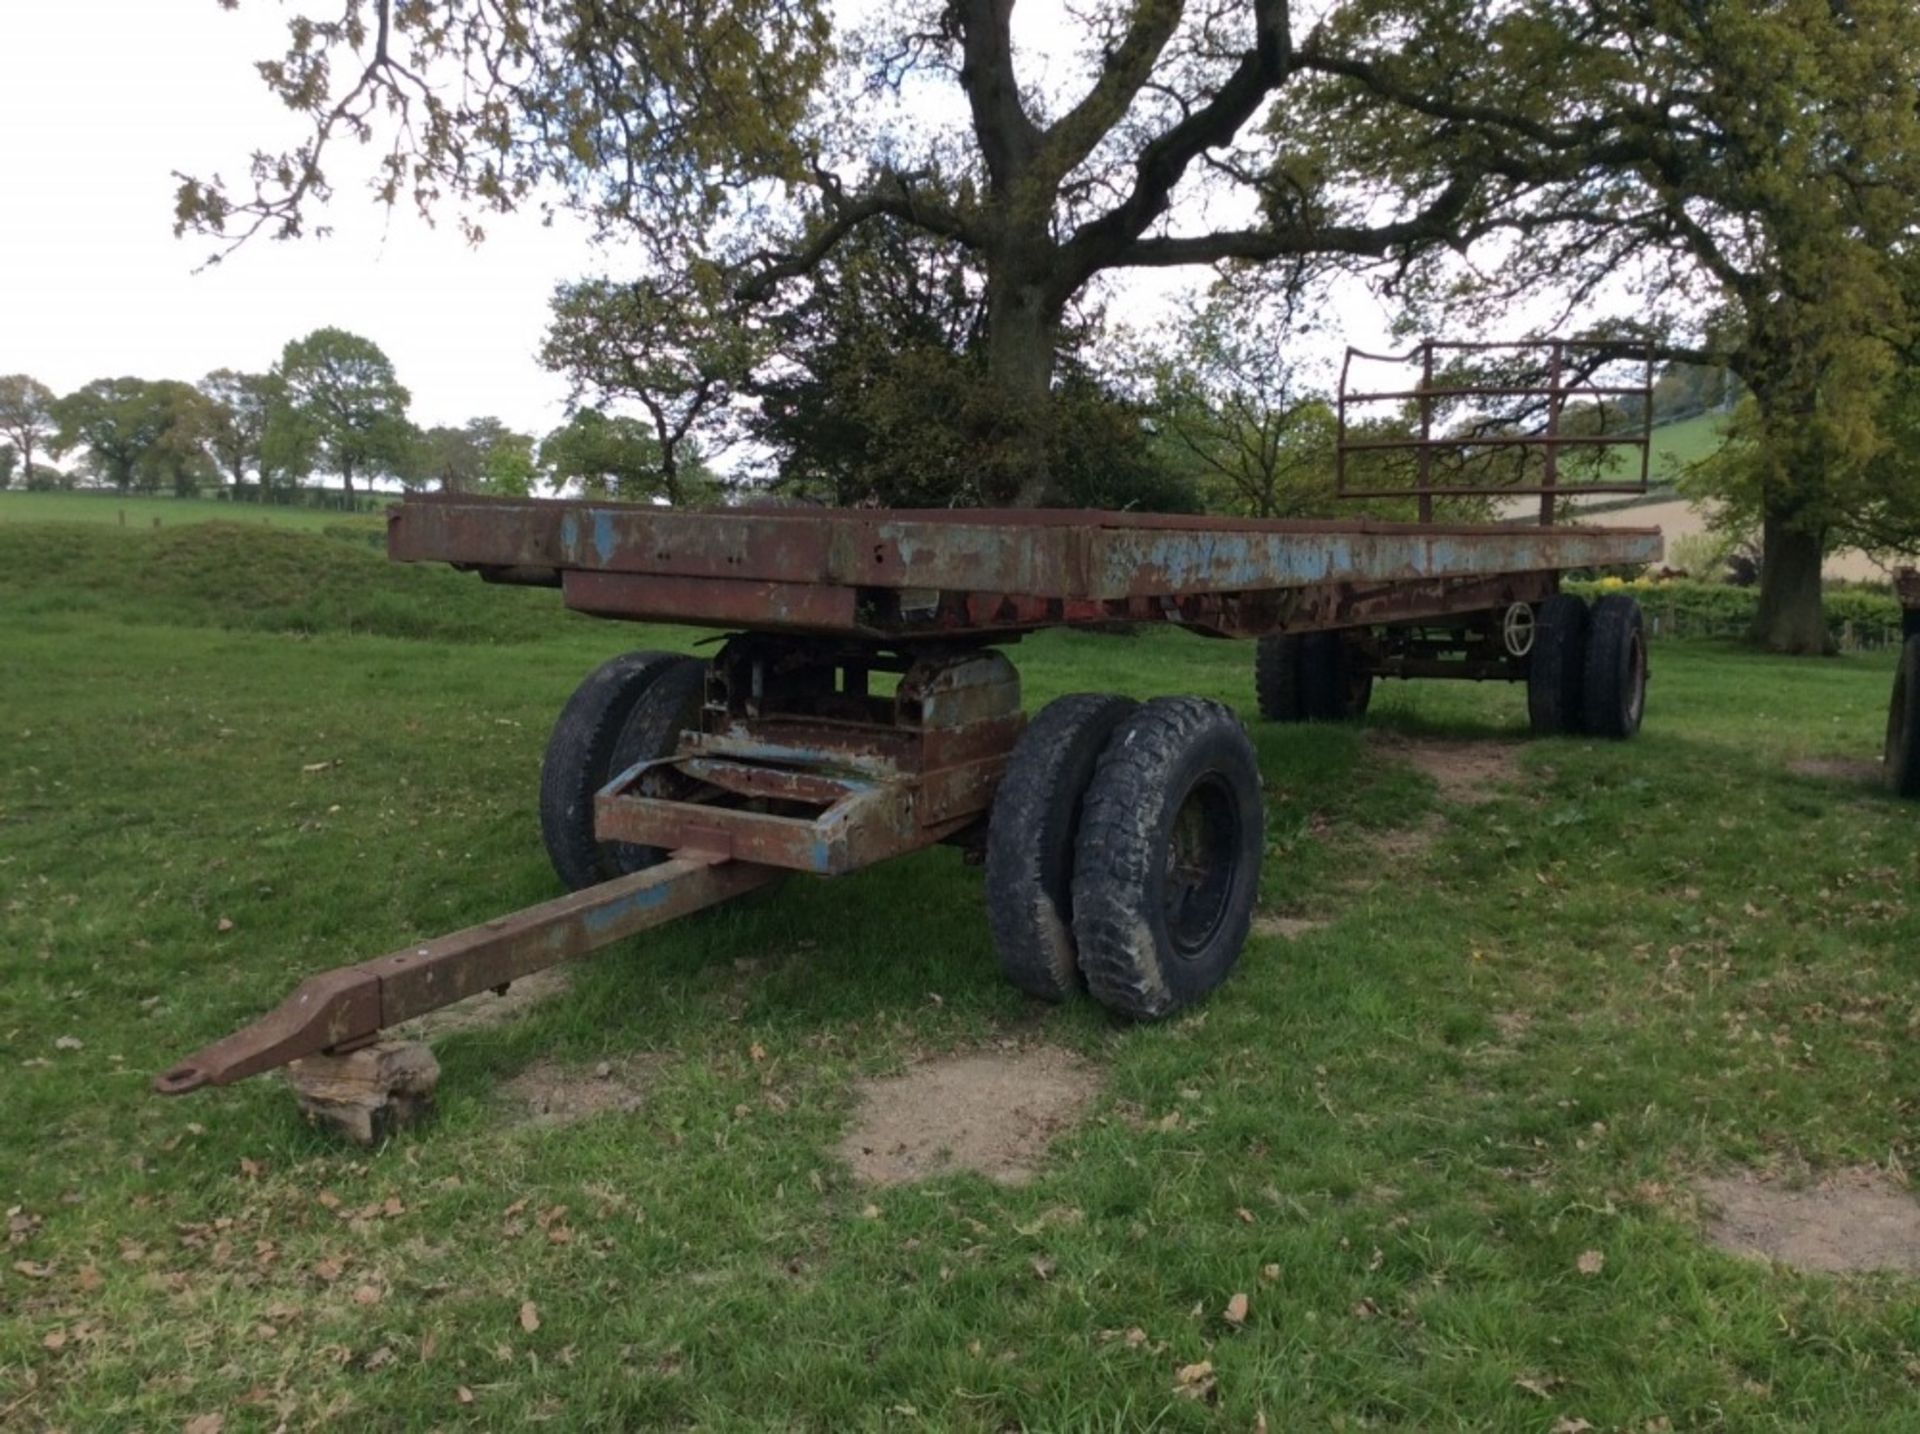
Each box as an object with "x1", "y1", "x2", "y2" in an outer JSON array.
[
  {"x1": 1890, "y1": 568, "x2": 1920, "y2": 799},
  {"x1": 154, "y1": 498, "x2": 1661, "y2": 1114}
]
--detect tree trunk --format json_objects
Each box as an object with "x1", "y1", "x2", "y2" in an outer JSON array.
[
  {"x1": 985, "y1": 272, "x2": 1062, "y2": 507},
  {"x1": 342, "y1": 461, "x2": 355, "y2": 503},
  {"x1": 1751, "y1": 510, "x2": 1832, "y2": 654}
]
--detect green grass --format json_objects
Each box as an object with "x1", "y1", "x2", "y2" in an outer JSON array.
[
  {"x1": 0, "y1": 489, "x2": 388, "y2": 534},
  {"x1": 1586, "y1": 410, "x2": 1730, "y2": 495},
  {"x1": 4, "y1": 526, "x2": 1918, "y2": 1430}
]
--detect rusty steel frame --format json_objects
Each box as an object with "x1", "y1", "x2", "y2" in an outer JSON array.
[
  {"x1": 1335, "y1": 339, "x2": 1655, "y2": 524},
  {"x1": 154, "y1": 854, "x2": 779, "y2": 1093},
  {"x1": 154, "y1": 639, "x2": 1024, "y2": 1094},
  {"x1": 392, "y1": 495, "x2": 1659, "y2": 639}
]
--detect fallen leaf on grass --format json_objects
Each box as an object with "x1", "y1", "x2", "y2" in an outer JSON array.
[
  {"x1": 184, "y1": 1416, "x2": 225, "y2": 1434},
  {"x1": 519, "y1": 1300, "x2": 540, "y2": 1334},
  {"x1": 301, "y1": 761, "x2": 335, "y2": 773},
  {"x1": 1174, "y1": 1360, "x2": 1217, "y2": 1402},
  {"x1": 54, "y1": 1035, "x2": 83, "y2": 1051},
  {"x1": 1551, "y1": 1420, "x2": 1595, "y2": 1434},
  {"x1": 351, "y1": 1284, "x2": 382, "y2": 1307},
  {"x1": 1260, "y1": 1263, "x2": 1280, "y2": 1283},
  {"x1": 1223, "y1": 1292, "x2": 1249, "y2": 1326},
  {"x1": 41, "y1": 1329, "x2": 67, "y2": 1352},
  {"x1": 216, "y1": 917, "x2": 235, "y2": 933},
  {"x1": 1576, "y1": 1249, "x2": 1605, "y2": 1276},
  {"x1": 456, "y1": 1387, "x2": 475, "y2": 1405},
  {"x1": 13, "y1": 1261, "x2": 52, "y2": 1279},
  {"x1": 1515, "y1": 1374, "x2": 1557, "y2": 1399}
]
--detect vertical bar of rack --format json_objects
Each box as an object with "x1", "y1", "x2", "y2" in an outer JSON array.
[
  {"x1": 1640, "y1": 346, "x2": 1654, "y2": 491},
  {"x1": 1539, "y1": 341, "x2": 1563, "y2": 526},
  {"x1": 1417, "y1": 342, "x2": 1435, "y2": 525},
  {"x1": 1336, "y1": 348, "x2": 1356, "y2": 499}
]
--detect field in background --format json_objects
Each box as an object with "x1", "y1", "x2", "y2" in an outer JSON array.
[
  {"x1": 0, "y1": 490, "x2": 388, "y2": 534},
  {"x1": 3, "y1": 521, "x2": 1918, "y2": 1429}
]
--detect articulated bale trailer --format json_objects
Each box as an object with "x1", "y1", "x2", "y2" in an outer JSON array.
[
  {"x1": 155, "y1": 339, "x2": 1670, "y2": 1131},
  {"x1": 154, "y1": 498, "x2": 1660, "y2": 1111}
]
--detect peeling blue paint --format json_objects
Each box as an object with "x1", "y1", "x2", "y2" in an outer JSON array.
[{"x1": 582, "y1": 879, "x2": 674, "y2": 939}]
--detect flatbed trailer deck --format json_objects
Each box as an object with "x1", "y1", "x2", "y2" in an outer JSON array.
[
  {"x1": 390, "y1": 494, "x2": 1660, "y2": 638},
  {"x1": 157, "y1": 498, "x2": 1664, "y2": 1130}
]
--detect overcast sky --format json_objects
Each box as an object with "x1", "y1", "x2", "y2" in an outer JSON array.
[
  {"x1": 0, "y1": 2, "x2": 1411, "y2": 449},
  {"x1": 1, "y1": 1, "x2": 589, "y2": 438}
]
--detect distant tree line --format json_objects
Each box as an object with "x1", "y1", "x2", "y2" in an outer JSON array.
[{"x1": 0, "y1": 327, "x2": 714, "y2": 506}]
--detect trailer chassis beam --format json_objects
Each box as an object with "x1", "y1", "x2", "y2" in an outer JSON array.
[{"x1": 153, "y1": 853, "x2": 776, "y2": 1094}]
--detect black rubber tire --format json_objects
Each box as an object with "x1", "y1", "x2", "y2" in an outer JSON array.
[
  {"x1": 1527, "y1": 594, "x2": 1590, "y2": 737},
  {"x1": 605, "y1": 657, "x2": 709, "y2": 874},
  {"x1": 1887, "y1": 636, "x2": 1919, "y2": 799},
  {"x1": 1300, "y1": 631, "x2": 1373, "y2": 722},
  {"x1": 984, "y1": 693, "x2": 1140, "y2": 1001},
  {"x1": 1255, "y1": 635, "x2": 1305, "y2": 721},
  {"x1": 539, "y1": 651, "x2": 703, "y2": 891},
  {"x1": 1071, "y1": 697, "x2": 1265, "y2": 1021},
  {"x1": 1582, "y1": 594, "x2": 1648, "y2": 740}
]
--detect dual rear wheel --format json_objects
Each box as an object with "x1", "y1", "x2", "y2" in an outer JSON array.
[
  {"x1": 985, "y1": 694, "x2": 1264, "y2": 1021},
  {"x1": 1527, "y1": 593, "x2": 1647, "y2": 739}
]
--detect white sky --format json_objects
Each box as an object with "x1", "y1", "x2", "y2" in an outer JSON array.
[
  {"x1": 0, "y1": 1, "x2": 1411, "y2": 449},
  {"x1": 0, "y1": 1, "x2": 586, "y2": 439}
]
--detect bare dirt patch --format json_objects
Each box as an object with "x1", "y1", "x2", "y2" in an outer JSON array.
[
  {"x1": 840, "y1": 1045, "x2": 1099, "y2": 1187},
  {"x1": 397, "y1": 965, "x2": 572, "y2": 1041},
  {"x1": 1489, "y1": 1010, "x2": 1533, "y2": 1044},
  {"x1": 1253, "y1": 914, "x2": 1328, "y2": 940},
  {"x1": 1375, "y1": 736, "x2": 1525, "y2": 806},
  {"x1": 1786, "y1": 756, "x2": 1882, "y2": 787},
  {"x1": 1699, "y1": 1166, "x2": 1920, "y2": 1275},
  {"x1": 499, "y1": 1054, "x2": 661, "y2": 1127}
]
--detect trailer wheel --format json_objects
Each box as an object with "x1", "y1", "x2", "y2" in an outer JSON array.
[
  {"x1": 1527, "y1": 594, "x2": 1589, "y2": 737},
  {"x1": 1887, "y1": 636, "x2": 1919, "y2": 798},
  {"x1": 605, "y1": 657, "x2": 709, "y2": 874},
  {"x1": 1072, "y1": 698, "x2": 1264, "y2": 1021},
  {"x1": 1255, "y1": 635, "x2": 1305, "y2": 721},
  {"x1": 984, "y1": 693, "x2": 1140, "y2": 1001},
  {"x1": 1582, "y1": 594, "x2": 1648, "y2": 739},
  {"x1": 540, "y1": 651, "x2": 703, "y2": 891},
  {"x1": 1301, "y1": 631, "x2": 1373, "y2": 721}
]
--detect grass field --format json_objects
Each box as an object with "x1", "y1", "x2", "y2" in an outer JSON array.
[
  {"x1": 4, "y1": 523, "x2": 1918, "y2": 1430},
  {"x1": 0, "y1": 490, "x2": 389, "y2": 535}
]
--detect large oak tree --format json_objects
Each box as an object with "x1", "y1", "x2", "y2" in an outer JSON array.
[{"x1": 176, "y1": 0, "x2": 1541, "y2": 503}]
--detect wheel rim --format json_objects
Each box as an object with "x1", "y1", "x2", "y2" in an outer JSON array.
[
  {"x1": 1162, "y1": 773, "x2": 1241, "y2": 957},
  {"x1": 1625, "y1": 629, "x2": 1647, "y2": 728}
]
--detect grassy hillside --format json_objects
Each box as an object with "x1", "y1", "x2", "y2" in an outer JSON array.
[
  {"x1": 0, "y1": 521, "x2": 608, "y2": 644},
  {"x1": 0, "y1": 489, "x2": 389, "y2": 533}
]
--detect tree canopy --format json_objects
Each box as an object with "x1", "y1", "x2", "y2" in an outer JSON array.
[
  {"x1": 270, "y1": 327, "x2": 414, "y2": 498},
  {"x1": 174, "y1": 0, "x2": 1572, "y2": 505},
  {"x1": 0, "y1": 375, "x2": 58, "y2": 491}
]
